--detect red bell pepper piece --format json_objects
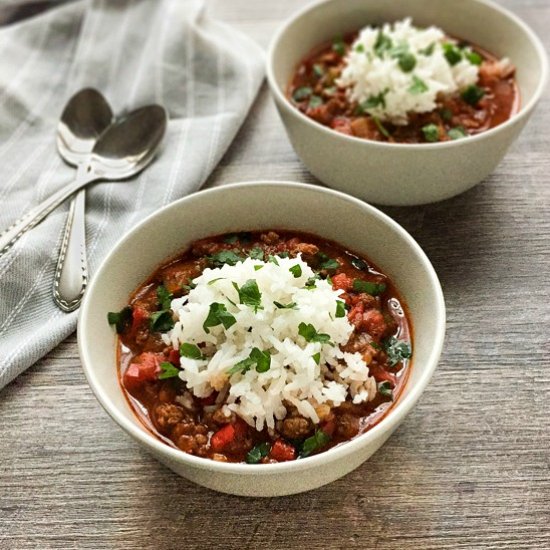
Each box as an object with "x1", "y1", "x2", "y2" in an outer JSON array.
[
  {"x1": 269, "y1": 439, "x2": 296, "y2": 462},
  {"x1": 123, "y1": 352, "x2": 162, "y2": 390},
  {"x1": 210, "y1": 424, "x2": 236, "y2": 452}
]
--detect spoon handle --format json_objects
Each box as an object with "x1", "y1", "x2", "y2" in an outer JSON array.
[
  {"x1": 53, "y1": 164, "x2": 89, "y2": 312},
  {"x1": 0, "y1": 170, "x2": 97, "y2": 259}
]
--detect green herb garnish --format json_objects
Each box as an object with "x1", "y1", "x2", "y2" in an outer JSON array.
[
  {"x1": 208, "y1": 250, "x2": 243, "y2": 268},
  {"x1": 352, "y1": 279, "x2": 387, "y2": 296},
  {"x1": 419, "y1": 42, "x2": 435, "y2": 56},
  {"x1": 246, "y1": 442, "x2": 271, "y2": 464},
  {"x1": 179, "y1": 343, "x2": 204, "y2": 360},
  {"x1": 408, "y1": 75, "x2": 428, "y2": 95},
  {"x1": 443, "y1": 42, "x2": 462, "y2": 66},
  {"x1": 378, "y1": 380, "x2": 394, "y2": 399},
  {"x1": 461, "y1": 84, "x2": 485, "y2": 106},
  {"x1": 107, "y1": 306, "x2": 133, "y2": 334},
  {"x1": 374, "y1": 31, "x2": 393, "y2": 57},
  {"x1": 304, "y1": 275, "x2": 319, "y2": 290},
  {"x1": 289, "y1": 264, "x2": 302, "y2": 278},
  {"x1": 384, "y1": 336, "x2": 412, "y2": 367},
  {"x1": 249, "y1": 247, "x2": 264, "y2": 260},
  {"x1": 300, "y1": 429, "x2": 331, "y2": 458},
  {"x1": 355, "y1": 43, "x2": 365, "y2": 53},
  {"x1": 448, "y1": 126, "x2": 468, "y2": 140},
  {"x1": 223, "y1": 234, "x2": 239, "y2": 244},
  {"x1": 335, "y1": 300, "x2": 346, "y2": 318},
  {"x1": 358, "y1": 90, "x2": 388, "y2": 113},
  {"x1": 150, "y1": 310, "x2": 174, "y2": 333},
  {"x1": 312, "y1": 352, "x2": 321, "y2": 365},
  {"x1": 227, "y1": 347, "x2": 271, "y2": 375},
  {"x1": 313, "y1": 63, "x2": 325, "y2": 78},
  {"x1": 158, "y1": 361, "x2": 180, "y2": 380},
  {"x1": 207, "y1": 277, "x2": 225, "y2": 286},
  {"x1": 397, "y1": 52, "x2": 416, "y2": 72},
  {"x1": 440, "y1": 107, "x2": 453, "y2": 122},
  {"x1": 156, "y1": 284, "x2": 173, "y2": 310},
  {"x1": 308, "y1": 95, "x2": 323, "y2": 109},
  {"x1": 233, "y1": 279, "x2": 262, "y2": 312},
  {"x1": 274, "y1": 301, "x2": 297, "y2": 310},
  {"x1": 292, "y1": 86, "x2": 312, "y2": 102},
  {"x1": 181, "y1": 281, "x2": 197, "y2": 292},
  {"x1": 373, "y1": 116, "x2": 391, "y2": 139},
  {"x1": 268, "y1": 255, "x2": 279, "y2": 266},
  {"x1": 298, "y1": 322, "x2": 331, "y2": 344},
  {"x1": 203, "y1": 303, "x2": 237, "y2": 334},
  {"x1": 422, "y1": 123, "x2": 440, "y2": 143},
  {"x1": 332, "y1": 35, "x2": 346, "y2": 56},
  {"x1": 465, "y1": 50, "x2": 482, "y2": 66}
]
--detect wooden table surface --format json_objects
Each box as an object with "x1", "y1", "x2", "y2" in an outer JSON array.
[{"x1": 1, "y1": 1, "x2": 549, "y2": 548}]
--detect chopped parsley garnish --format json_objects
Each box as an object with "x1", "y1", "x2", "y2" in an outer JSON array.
[
  {"x1": 440, "y1": 107, "x2": 453, "y2": 122},
  {"x1": 203, "y1": 303, "x2": 236, "y2": 333},
  {"x1": 448, "y1": 126, "x2": 468, "y2": 140},
  {"x1": 384, "y1": 336, "x2": 412, "y2": 366},
  {"x1": 254, "y1": 265, "x2": 263, "y2": 271},
  {"x1": 181, "y1": 281, "x2": 197, "y2": 292},
  {"x1": 268, "y1": 255, "x2": 279, "y2": 266},
  {"x1": 408, "y1": 75, "x2": 428, "y2": 95},
  {"x1": 397, "y1": 51, "x2": 416, "y2": 72},
  {"x1": 179, "y1": 343, "x2": 204, "y2": 360},
  {"x1": 378, "y1": 380, "x2": 394, "y2": 399},
  {"x1": 308, "y1": 95, "x2": 323, "y2": 109},
  {"x1": 246, "y1": 442, "x2": 271, "y2": 464},
  {"x1": 358, "y1": 89, "x2": 388, "y2": 113},
  {"x1": 249, "y1": 247, "x2": 264, "y2": 260},
  {"x1": 292, "y1": 86, "x2": 313, "y2": 102},
  {"x1": 304, "y1": 275, "x2": 319, "y2": 290},
  {"x1": 350, "y1": 257, "x2": 368, "y2": 271},
  {"x1": 107, "y1": 306, "x2": 133, "y2": 334},
  {"x1": 149, "y1": 310, "x2": 175, "y2": 332},
  {"x1": 355, "y1": 43, "x2": 365, "y2": 53},
  {"x1": 373, "y1": 116, "x2": 391, "y2": 138},
  {"x1": 298, "y1": 322, "x2": 331, "y2": 344},
  {"x1": 223, "y1": 234, "x2": 239, "y2": 244},
  {"x1": 419, "y1": 42, "x2": 435, "y2": 56},
  {"x1": 422, "y1": 123, "x2": 440, "y2": 143},
  {"x1": 374, "y1": 31, "x2": 393, "y2": 57},
  {"x1": 300, "y1": 429, "x2": 331, "y2": 458},
  {"x1": 289, "y1": 264, "x2": 302, "y2": 278},
  {"x1": 443, "y1": 42, "x2": 462, "y2": 66},
  {"x1": 370, "y1": 341, "x2": 382, "y2": 350},
  {"x1": 352, "y1": 279, "x2": 387, "y2": 296},
  {"x1": 274, "y1": 301, "x2": 298, "y2": 310},
  {"x1": 208, "y1": 250, "x2": 243, "y2": 268},
  {"x1": 207, "y1": 277, "x2": 225, "y2": 286},
  {"x1": 156, "y1": 284, "x2": 173, "y2": 310},
  {"x1": 227, "y1": 347, "x2": 271, "y2": 375},
  {"x1": 461, "y1": 84, "x2": 485, "y2": 106},
  {"x1": 158, "y1": 361, "x2": 180, "y2": 380},
  {"x1": 312, "y1": 352, "x2": 321, "y2": 365},
  {"x1": 313, "y1": 63, "x2": 325, "y2": 78},
  {"x1": 465, "y1": 50, "x2": 482, "y2": 66},
  {"x1": 332, "y1": 35, "x2": 346, "y2": 56},
  {"x1": 335, "y1": 300, "x2": 346, "y2": 318},
  {"x1": 232, "y1": 279, "x2": 262, "y2": 312}
]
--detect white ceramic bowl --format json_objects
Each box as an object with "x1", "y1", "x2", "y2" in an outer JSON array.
[
  {"x1": 78, "y1": 182, "x2": 445, "y2": 496},
  {"x1": 267, "y1": 0, "x2": 548, "y2": 206}
]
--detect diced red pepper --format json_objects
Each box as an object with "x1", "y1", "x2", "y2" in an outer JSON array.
[
  {"x1": 210, "y1": 424, "x2": 236, "y2": 452},
  {"x1": 130, "y1": 306, "x2": 149, "y2": 334},
  {"x1": 123, "y1": 352, "x2": 162, "y2": 390},
  {"x1": 269, "y1": 439, "x2": 296, "y2": 462}
]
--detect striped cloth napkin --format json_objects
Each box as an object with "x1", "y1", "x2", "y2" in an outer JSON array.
[{"x1": 0, "y1": 0, "x2": 264, "y2": 388}]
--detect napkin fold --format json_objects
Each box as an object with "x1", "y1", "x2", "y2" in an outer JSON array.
[{"x1": 0, "y1": 0, "x2": 264, "y2": 388}]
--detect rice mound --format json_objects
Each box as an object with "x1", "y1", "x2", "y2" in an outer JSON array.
[
  {"x1": 337, "y1": 18, "x2": 479, "y2": 124},
  {"x1": 164, "y1": 255, "x2": 376, "y2": 430}
]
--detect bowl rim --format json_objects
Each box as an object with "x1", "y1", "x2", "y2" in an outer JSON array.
[
  {"x1": 266, "y1": 0, "x2": 549, "y2": 151},
  {"x1": 78, "y1": 181, "x2": 446, "y2": 475}
]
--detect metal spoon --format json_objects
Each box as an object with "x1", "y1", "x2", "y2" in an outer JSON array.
[
  {"x1": 0, "y1": 105, "x2": 168, "y2": 298},
  {"x1": 54, "y1": 88, "x2": 113, "y2": 312}
]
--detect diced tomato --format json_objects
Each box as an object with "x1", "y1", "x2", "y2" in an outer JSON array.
[
  {"x1": 368, "y1": 363, "x2": 397, "y2": 386},
  {"x1": 269, "y1": 439, "x2": 296, "y2": 462},
  {"x1": 131, "y1": 306, "x2": 149, "y2": 333},
  {"x1": 123, "y1": 352, "x2": 162, "y2": 390},
  {"x1": 167, "y1": 348, "x2": 180, "y2": 366},
  {"x1": 332, "y1": 273, "x2": 354, "y2": 292},
  {"x1": 210, "y1": 424, "x2": 236, "y2": 452},
  {"x1": 330, "y1": 117, "x2": 353, "y2": 135}
]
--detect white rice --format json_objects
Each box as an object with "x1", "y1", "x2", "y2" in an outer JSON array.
[
  {"x1": 336, "y1": 18, "x2": 480, "y2": 124},
  {"x1": 163, "y1": 255, "x2": 376, "y2": 431}
]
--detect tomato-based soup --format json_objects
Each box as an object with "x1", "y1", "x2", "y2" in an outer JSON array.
[
  {"x1": 288, "y1": 30, "x2": 519, "y2": 143},
  {"x1": 111, "y1": 231, "x2": 412, "y2": 463}
]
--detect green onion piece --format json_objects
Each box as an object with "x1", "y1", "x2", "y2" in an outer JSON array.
[
  {"x1": 422, "y1": 123, "x2": 440, "y2": 143},
  {"x1": 378, "y1": 380, "x2": 394, "y2": 399},
  {"x1": 383, "y1": 336, "x2": 412, "y2": 367},
  {"x1": 158, "y1": 361, "x2": 180, "y2": 380},
  {"x1": 335, "y1": 300, "x2": 346, "y2": 318},
  {"x1": 289, "y1": 264, "x2": 302, "y2": 278},
  {"x1": 300, "y1": 429, "x2": 331, "y2": 458},
  {"x1": 448, "y1": 126, "x2": 468, "y2": 140},
  {"x1": 461, "y1": 84, "x2": 485, "y2": 106},
  {"x1": 298, "y1": 322, "x2": 332, "y2": 344},
  {"x1": 107, "y1": 306, "x2": 133, "y2": 334},
  {"x1": 408, "y1": 75, "x2": 428, "y2": 95},
  {"x1": 352, "y1": 279, "x2": 387, "y2": 296},
  {"x1": 246, "y1": 442, "x2": 271, "y2": 464},
  {"x1": 203, "y1": 303, "x2": 236, "y2": 334},
  {"x1": 149, "y1": 310, "x2": 175, "y2": 333},
  {"x1": 179, "y1": 343, "x2": 204, "y2": 360}
]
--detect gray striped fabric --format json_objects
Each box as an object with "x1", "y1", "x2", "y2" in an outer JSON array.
[{"x1": 0, "y1": 0, "x2": 264, "y2": 388}]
